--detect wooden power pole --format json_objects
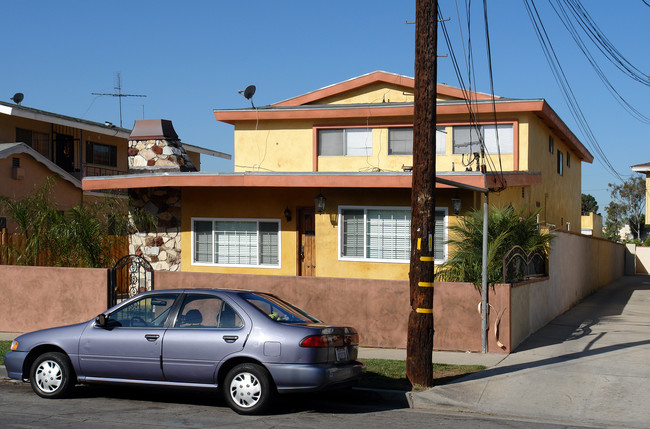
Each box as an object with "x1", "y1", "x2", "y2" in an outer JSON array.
[{"x1": 406, "y1": 0, "x2": 438, "y2": 388}]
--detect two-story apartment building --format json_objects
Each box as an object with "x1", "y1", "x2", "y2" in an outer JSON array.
[{"x1": 83, "y1": 71, "x2": 593, "y2": 279}]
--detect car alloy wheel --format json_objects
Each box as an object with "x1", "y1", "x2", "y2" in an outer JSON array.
[
  {"x1": 30, "y1": 352, "x2": 74, "y2": 398},
  {"x1": 223, "y1": 363, "x2": 272, "y2": 415}
]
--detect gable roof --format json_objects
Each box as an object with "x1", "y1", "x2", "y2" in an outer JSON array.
[
  {"x1": 0, "y1": 143, "x2": 81, "y2": 189},
  {"x1": 271, "y1": 71, "x2": 496, "y2": 107},
  {"x1": 213, "y1": 71, "x2": 594, "y2": 163}
]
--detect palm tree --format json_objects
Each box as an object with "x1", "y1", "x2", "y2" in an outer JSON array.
[{"x1": 435, "y1": 205, "x2": 553, "y2": 290}]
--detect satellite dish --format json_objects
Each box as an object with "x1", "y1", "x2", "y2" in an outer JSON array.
[
  {"x1": 238, "y1": 85, "x2": 256, "y2": 108},
  {"x1": 243, "y1": 85, "x2": 256, "y2": 100},
  {"x1": 11, "y1": 93, "x2": 24, "y2": 105}
]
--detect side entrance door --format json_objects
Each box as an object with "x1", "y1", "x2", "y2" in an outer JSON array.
[{"x1": 297, "y1": 207, "x2": 316, "y2": 276}]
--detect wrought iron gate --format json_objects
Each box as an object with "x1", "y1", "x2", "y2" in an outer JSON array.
[
  {"x1": 108, "y1": 254, "x2": 154, "y2": 307},
  {"x1": 502, "y1": 245, "x2": 547, "y2": 284}
]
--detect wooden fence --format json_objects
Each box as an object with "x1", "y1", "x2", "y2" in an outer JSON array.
[{"x1": 0, "y1": 231, "x2": 128, "y2": 267}]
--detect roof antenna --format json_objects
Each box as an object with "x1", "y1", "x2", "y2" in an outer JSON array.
[
  {"x1": 10, "y1": 93, "x2": 24, "y2": 105},
  {"x1": 238, "y1": 85, "x2": 256, "y2": 108}
]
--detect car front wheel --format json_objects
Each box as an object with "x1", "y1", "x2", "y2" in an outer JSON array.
[
  {"x1": 30, "y1": 352, "x2": 75, "y2": 399},
  {"x1": 223, "y1": 363, "x2": 273, "y2": 415}
]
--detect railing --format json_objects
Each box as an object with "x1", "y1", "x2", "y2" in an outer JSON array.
[
  {"x1": 81, "y1": 164, "x2": 127, "y2": 178},
  {"x1": 503, "y1": 245, "x2": 547, "y2": 283}
]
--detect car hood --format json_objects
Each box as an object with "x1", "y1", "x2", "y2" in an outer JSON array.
[{"x1": 14, "y1": 321, "x2": 91, "y2": 352}]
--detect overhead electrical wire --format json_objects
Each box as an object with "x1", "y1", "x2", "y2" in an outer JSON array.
[
  {"x1": 560, "y1": 0, "x2": 650, "y2": 87},
  {"x1": 523, "y1": 0, "x2": 625, "y2": 182},
  {"x1": 548, "y1": 0, "x2": 650, "y2": 124},
  {"x1": 438, "y1": 3, "x2": 507, "y2": 190}
]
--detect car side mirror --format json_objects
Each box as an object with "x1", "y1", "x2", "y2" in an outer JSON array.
[{"x1": 96, "y1": 314, "x2": 107, "y2": 328}]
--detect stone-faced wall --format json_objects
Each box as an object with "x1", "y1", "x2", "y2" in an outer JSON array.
[
  {"x1": 128, "y1": 138, "x2": 196, "y2": 172},
  {"x1": 129, "y1": 187, "x2": 182, "y2": 271}
]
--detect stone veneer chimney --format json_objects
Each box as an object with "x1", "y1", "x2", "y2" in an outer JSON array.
[{"x1": 128, "y1": 119, "x2": 196, "y2": 172}]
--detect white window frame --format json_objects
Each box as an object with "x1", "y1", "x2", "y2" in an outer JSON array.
[
  {"x1": 318, "y1": 128, "x2": 372, "y2": 157},
  {"x1": 387, "y1": 126, "x2": 447, "y2": 155},
  {"x1": 337, "y1": 206, "x2": 448, "y2": 264},
  {"x1": 191, "y1": 217, "x2": 281, "y2": 268},
  {"x1": 452, "y1": 124, "x2": 514, "y2": 155}
]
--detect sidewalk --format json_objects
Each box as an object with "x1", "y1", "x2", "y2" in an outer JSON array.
[{"x1": 408, "y1": 276, "x2": 650, "y2": 428}]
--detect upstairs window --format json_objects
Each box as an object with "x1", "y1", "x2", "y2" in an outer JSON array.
[
  {"x1": 453, "y1": 124, "x2": 513, "y2": 155},
  {"x1": 86, "y1": 141, "x2": 117, "y2": 167},
  {"x1": 318, "y1": 128, "x2": 372, "y2": 156},
  {"x1": 16, "y1": 128, "x2": 50, "y2": 158},
  {"x1": 388, "y1": 127, "x2": 446, "y2": 155},
  {"x1": 557, "y1": 150, "x2": 564, "y2": 175},
  {"x1": 549, "y1": 136, "x2": 554, "y2": 154}
]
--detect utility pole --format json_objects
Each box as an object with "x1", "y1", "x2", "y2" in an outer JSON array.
[
  {"x1": 92, "y1": 72, "x2": 146, "y2": 127},
  {"x1": 406, "y1": 0, "x2": 437, "y2": 388}
]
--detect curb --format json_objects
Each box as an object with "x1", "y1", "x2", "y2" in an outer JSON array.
[
  {"x1": 0, "y1": 365, "x2": 8, "y2": 380},
  {"x1": 351, "y1": 387, "x2": 410, "y2": 407}
]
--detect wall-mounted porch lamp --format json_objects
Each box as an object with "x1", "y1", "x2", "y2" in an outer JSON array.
[
  {"x1": 451, "y1": 197, "x2": 462, "y2": 215},
  {"x1": 315, "y1": 191, "x2": 326, "y2": 213},
  {"x1": 283, "y1": 207, "x2": 292, "y2": 222}
]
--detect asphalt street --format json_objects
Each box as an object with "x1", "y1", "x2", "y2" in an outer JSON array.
[{"x1": 0, "y1": 380, "x2": 598, "y2": 429}]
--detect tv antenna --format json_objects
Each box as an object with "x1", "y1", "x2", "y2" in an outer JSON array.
[{"x1": 92, "y1": 72, "x2": 146, "y2": 127}]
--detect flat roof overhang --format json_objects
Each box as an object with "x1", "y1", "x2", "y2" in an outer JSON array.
[
  {"x1": 82, "y1": 171, "x2": 541, "y2": 192},
  {"x1": 213, "y1": 100, "x2": 593, "y2": 164}
]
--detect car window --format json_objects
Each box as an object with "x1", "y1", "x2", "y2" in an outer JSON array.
[
  {"x1": 110, "y1": 294, "x2": 178, "y2": 328},
  {"x1": 240, "y1": 292, "x2": 321, "y2": 324},
  {"x1": 175, "y1": 294, "x2": 243, "y2": 329}
]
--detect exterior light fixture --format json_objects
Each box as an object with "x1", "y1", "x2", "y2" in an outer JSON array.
[
  {"x1": 284, "y1": 207, "x2": 292, "y2": 222},
  {"x1": 315, "y1": 191, "x2": 326, "y2": 213},
  {"x1": 452, "y1": 197, "x2": 462, "y2": 215}
]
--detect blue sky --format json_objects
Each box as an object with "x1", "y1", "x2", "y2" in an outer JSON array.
[{"x1": 3, "y1": 1, "x2": 649, "y2": 213}]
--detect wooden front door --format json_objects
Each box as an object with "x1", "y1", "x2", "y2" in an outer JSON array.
[{"x1": 297, "y1": 207, "x2": 316, "y2": 276}]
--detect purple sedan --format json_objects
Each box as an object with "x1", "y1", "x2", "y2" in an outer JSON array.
[{"x1": 4, "y1": 289, "x2": 364, "y2": 414}]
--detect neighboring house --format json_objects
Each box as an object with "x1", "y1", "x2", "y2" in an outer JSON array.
[
  {"x1": 0, "y1": 101, "x2": 230, "y2": 233},
  {"x1": 581, "y1": 212, "x2": 602, "y2": 237},
  {"x1": 0, "y1": 143, "x2": 83, "y2": 233},
  {"x1": 83, "y1": 71, "x2": 593, "y2": 280}
]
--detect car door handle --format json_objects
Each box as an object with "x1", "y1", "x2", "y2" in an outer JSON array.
[
  {"x1": 145, "y1": 334, "x2": 160, "y2": 342},
  {"x1": 223, "y1": 335, "x2": 238, "y2": 343}
]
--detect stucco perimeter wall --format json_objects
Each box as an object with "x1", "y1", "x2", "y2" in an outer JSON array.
[
  {"x1": 510, "y1": 231, "x2": 624, "y2": 349},
  {"x1": 634, "y1": 246, "x2": 650, "y2": 274},
  {"x1": 0, "y1": 265, "x2": 107, "y2": 333},
  {"x1": 156, "y1": 271, "x2": 510, "y2": 352}
]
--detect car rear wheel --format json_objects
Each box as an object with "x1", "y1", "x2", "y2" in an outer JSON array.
[
  {"x1": 223, "y1": 363, "x2": 273, "y2": 415},
  {"x1": 30, "y1": 352, "x2": 75, "y2": 399}
]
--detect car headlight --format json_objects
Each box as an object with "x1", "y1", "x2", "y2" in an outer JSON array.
[{"x1": 10, "y1": 341, "x2": 18, "y2": 351}]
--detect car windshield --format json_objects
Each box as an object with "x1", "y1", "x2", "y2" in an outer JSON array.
[{"x1": 240, "y1": 292, "x2": 321, "y2": 324}]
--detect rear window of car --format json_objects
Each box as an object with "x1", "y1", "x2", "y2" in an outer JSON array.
[{"x1": 239, "y1": 292, "x2": 321, "y2": 324}]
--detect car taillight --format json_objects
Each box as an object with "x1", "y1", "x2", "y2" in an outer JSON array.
[
  {"x1": 300, "y1": 335, "x2": 330, "y2": 347},
  {"x1": 300, "y1": 333, "x2": 359, "y2": 347}
]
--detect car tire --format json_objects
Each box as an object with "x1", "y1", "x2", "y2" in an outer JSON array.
[
  {"x1": 30, "y1": 352, "x2": 75, "y2": 399},
  {"x1": 223, "y1": 363, "x2": 273, "y2": 415}
]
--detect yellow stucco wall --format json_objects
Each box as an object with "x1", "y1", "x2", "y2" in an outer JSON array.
[
  {"x1": 523, "y1": 113, "x2": 582, "y2": 230},
  {"x1": 234, "y1": 113, "x2": 523, "y2": 174},
  {"x1": 181, "y1": 186, "x2": 464, "y2": 280}
]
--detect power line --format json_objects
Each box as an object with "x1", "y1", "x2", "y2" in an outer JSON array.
[{"x1": 523, "y1": 0, "x2": 624, "y2": 182}]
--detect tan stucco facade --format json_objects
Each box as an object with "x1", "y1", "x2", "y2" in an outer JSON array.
[{"x1": 0, "y1": 151, "x2": 82, "y2": 233}]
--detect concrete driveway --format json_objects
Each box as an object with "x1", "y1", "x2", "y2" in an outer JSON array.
[{"x1": 408, "y1": 276, "x2": 650, "y2": 428}]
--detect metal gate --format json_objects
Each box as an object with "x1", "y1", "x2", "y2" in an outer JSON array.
[{"x1": 108, "y1": 254, "x2": 154, "y2": 307}]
